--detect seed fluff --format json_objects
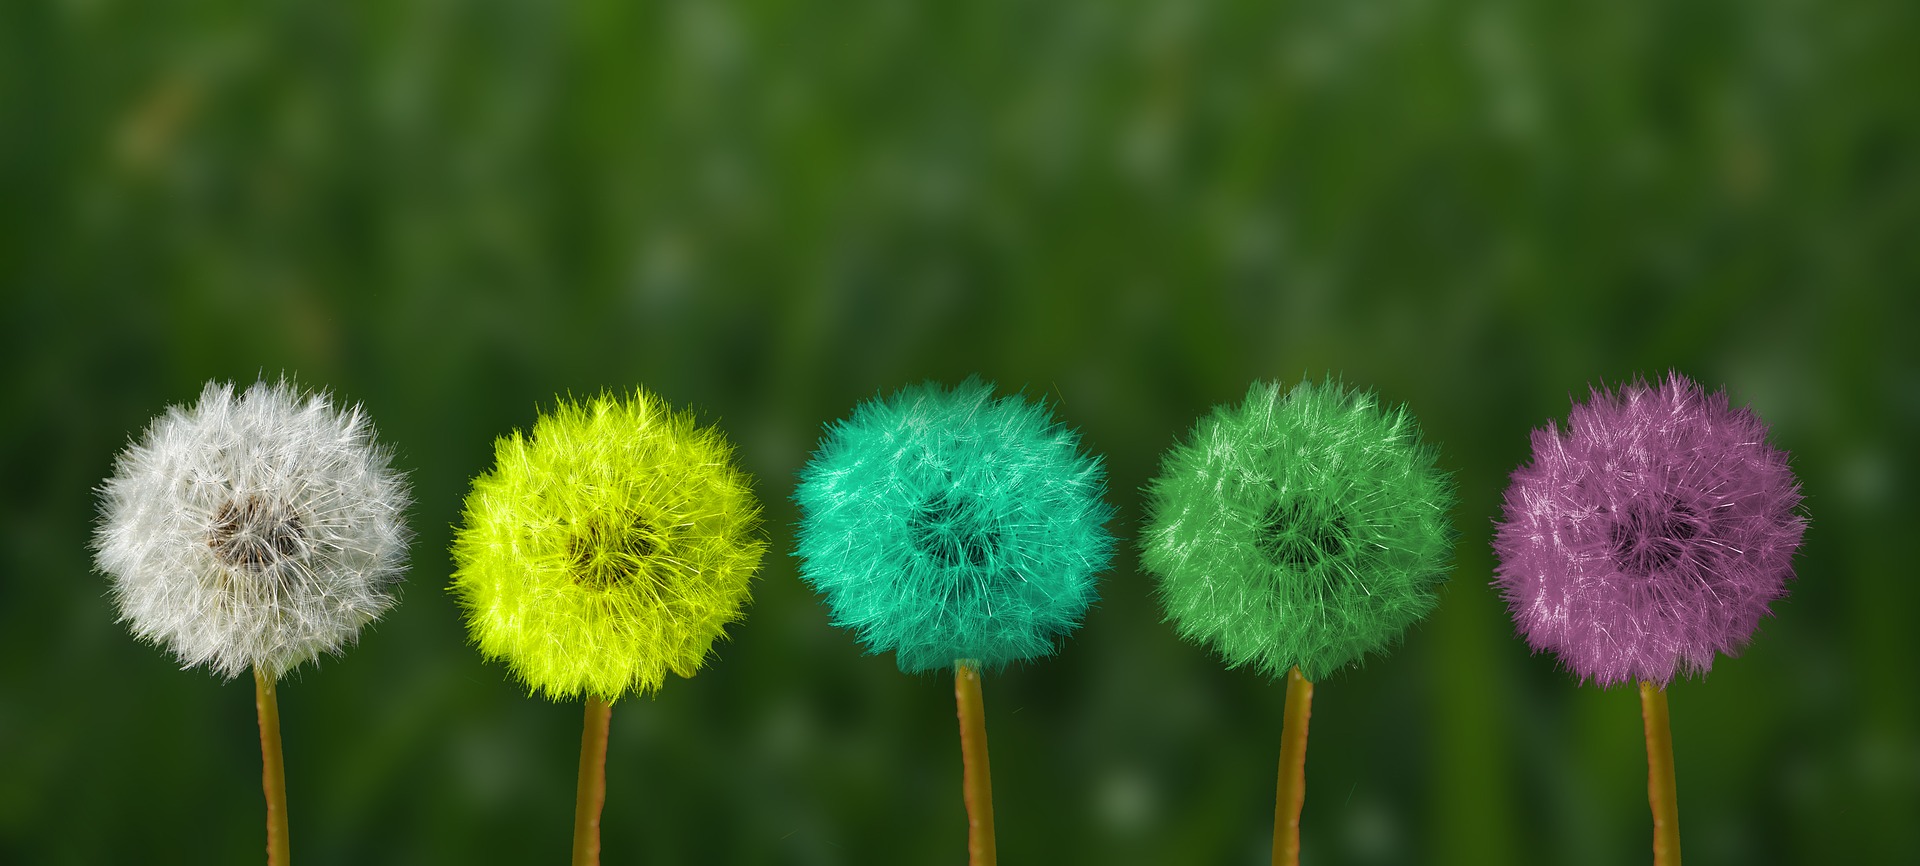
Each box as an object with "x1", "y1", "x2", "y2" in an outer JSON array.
[
  {"x1": 93, "y1": 379, "x2": 412, "y2": 679},
  {"x1": 1492, "y1": 372, "x2": 1807, "y2": 687}
]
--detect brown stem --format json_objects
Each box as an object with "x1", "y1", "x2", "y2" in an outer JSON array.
[
  {"x1": 955, "y1": 662, "x2": 997, "y2": 866},
  {"x1": 1272, "y1": 666, "x2": 1314, "y2": 866},
  {"x1": 253, "y1": 666, "x2": 291, "y2": 866},
  {"x1": 1640, "y1": 681, "x2": 1682, "y2": 866},
  {"x1": 572, "y1": 696, "x2": 613, "y2": 866}
]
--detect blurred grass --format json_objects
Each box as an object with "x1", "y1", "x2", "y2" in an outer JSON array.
[{"x1": 2, "y1": 1, "x2": 1916, "y2": 863}]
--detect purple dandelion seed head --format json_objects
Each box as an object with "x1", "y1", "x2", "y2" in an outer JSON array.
[{"x1": 1492, "y1": 372, "x2": 1807, "y2": 688}]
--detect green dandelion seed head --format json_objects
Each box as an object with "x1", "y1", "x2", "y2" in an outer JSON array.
[
  {"x1": 793, "y1": 378, "x2": 1116, "y2": 674},
  {"x1": 449, "y1": 389, "x2": 766, "y2": 703},
  {"x1": 1140, "y1": 378, "x2": 1456, "y2": 681}
]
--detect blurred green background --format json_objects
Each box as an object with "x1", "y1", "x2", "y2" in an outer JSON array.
[{"x1": 3, "y1": 1, "x2": 1915, "y2": 863}]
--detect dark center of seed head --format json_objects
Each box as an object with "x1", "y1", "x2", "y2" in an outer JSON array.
[
  {"x1": 569, "y1": 517, "x2": 658, "y2": 591},
  {"x1": 1257, "y1": 499, "x2": 1350, "y2": 570},
  {"x1": 908, "y1": 493, "x2": 999, "y2": 571},
  {"x1": 208, "y1": 495, "x2": 306, "y2": 572},
  {"x1": 1609, "y1": 499, "x2": 1706, "y2": 576}
]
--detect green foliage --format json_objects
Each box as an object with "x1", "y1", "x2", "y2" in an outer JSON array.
[
  {"x1": 1141, "y1": 379, "x2": 1456, "y2": 681},
  {"x1": 449, "y1": 389, "x2": 765, "y2": 703}
]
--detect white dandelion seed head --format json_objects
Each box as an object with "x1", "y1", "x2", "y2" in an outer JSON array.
[{"x1": 93, "y1": 378, "x2": 413, "y2": 679}]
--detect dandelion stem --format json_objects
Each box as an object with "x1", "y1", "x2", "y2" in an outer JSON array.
[
  {"x1": 955, "y1": 662, "x2": 996, "y2": 866},
  {"x1": 1273, "y1": 666, "x2": 1314, "y2": 866},
  {"x1": 253, "y1": 666, "x2": 291, "y2": 866},
  {"x1": 572, "y1": 697, "x2": 613, "y2": 866},
  {"x1": 1640, "y1": 681, "x2": 1682, "y2": 866}
]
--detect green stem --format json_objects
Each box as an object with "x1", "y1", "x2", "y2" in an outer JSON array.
[
  {"x1": 1640, "y1": 681, "x2": 1681, "y2": 866},
  {"x1": 572, "y1": 696, "x2": 612, "y2": 866},
  {"x1": 253, "y1": 666, "x2": 291, "y2": 866},
  {"x1": 1273, "y1": 666, "x2": 1314, "y2": 866},
  {"x1": 955, "y1": 662, "x2": 996, "y2": 866}
]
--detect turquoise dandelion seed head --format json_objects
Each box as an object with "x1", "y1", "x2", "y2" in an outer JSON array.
[
  {"x1": 1140, "y1": 378, "x2": 1457, "y2": 681},
  {"x1": 793, "y1": 378, "x2": 1116, "y2": 674}
]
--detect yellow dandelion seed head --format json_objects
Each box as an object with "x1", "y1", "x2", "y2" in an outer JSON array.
[{"x1": 449, "y1": 388, "x2": 765, "y2": 702}]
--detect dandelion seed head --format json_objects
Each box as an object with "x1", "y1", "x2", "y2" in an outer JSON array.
[
  {"x1": 93, "y1": 379, "x2": 412, "y2": 679},
  {"x1": 793, "y1": 378, "x2": 1115, "y2": 674},
  {"x1": 449, "y1": 389, "x2": 766, "y2": 703},
  {"x1": 1140, "y1": 378, "x2": 1456, "y2": 681},
  {"x1": 1492, "y1": 372, "x2": 1807, "y2": 687}
]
